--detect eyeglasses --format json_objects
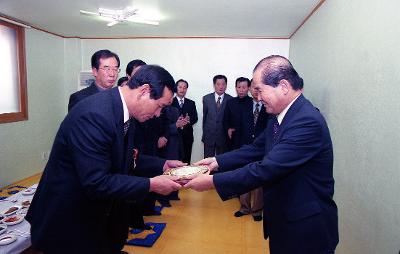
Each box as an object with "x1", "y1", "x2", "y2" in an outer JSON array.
[{"x1": 98, "y1": 66, "x2": 121, "y2": 73}]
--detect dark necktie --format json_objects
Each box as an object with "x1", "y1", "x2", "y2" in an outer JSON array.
[
  {"x1": 253, "y1": 103, "x2": 260, "y2": 126},
  {"x1": 216, "y1": 96, "x2": 221, "y2": 109},
  {"x1": 123, "y1": 119, "x2": 130, "y2": 136},
  {"x1": 179, "y1": 99, "x2": 184, "y2": 108},
  {"x1": 273, "y1": 117, "x2": 280, "y2": 143}
]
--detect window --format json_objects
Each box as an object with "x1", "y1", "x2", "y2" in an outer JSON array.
[{"x1": 0, "y1": 20, "x2": 27, "y2": 123}]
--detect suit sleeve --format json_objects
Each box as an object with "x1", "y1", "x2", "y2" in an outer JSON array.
[
  {"x1": 214, "y1": 116, "x2": 324, "y2": 200},
  {"x1": 68, "y1": 94, "x2": 78, "y2": 112},
  {"x1": 202, "y1": 96, "x2": 208, "y2": 141},
  {"x1": 190, "y1": 101, "x2": 198, "y2": 125},
  {"x1": 135, "y1": 154, "x2": 165, "y2": 177},
  {"x1": 69, "y1": 112, "x2": 150, "y2": 201},
  {"x1": 216, "y1": 129, "x2": 266, "y2": 171}
]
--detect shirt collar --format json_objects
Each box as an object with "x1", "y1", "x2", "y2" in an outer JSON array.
[
  {"x1": 215, "y1": 92, "x2": 224, "y2": 102},
  {"x1": 176, "y1": 96, "x2": 185, "y2": 103},
  {"x1": 118, "y1": 87, "x2": 129, "y2": 123},
  {"x1": 276, "y1": 93, "x2": 301, "y2": 125}
]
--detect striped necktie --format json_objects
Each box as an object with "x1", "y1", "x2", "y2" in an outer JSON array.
[
  {"x1": 123, "y1": 119, "x2": 130, "y2": 136},
  {"x1": 216, "y1": 96, "x2": 221, "y2": 109},
  {"x1": 272, "y1": 117, "x2": 280, "y2": 143},
  {"x1": 253, "y1": 103, "x2": 260, "y2": 126}
]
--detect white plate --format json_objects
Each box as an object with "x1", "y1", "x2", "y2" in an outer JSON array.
[
  {"x1": 16, "y1": 207, "x2": 29, "y2": 217},
  {"x1": 2, "y1": 215, "x2": 24, "y2": 226},
  {"x1": 165, "y1": 165, "x2": 209, "y2": 179},
  {"x1": 0, "y1": 234, "x2": 17, "y2": 246},
  {"x1": 2, "y1": 206, "x2": 20, "y2": 217},
  {"x1": 21, "y1": 188, "x2": 36, "y2": 196},
  {"x1": 0, "y1": 223, "x2": 7, "y2": 235}
]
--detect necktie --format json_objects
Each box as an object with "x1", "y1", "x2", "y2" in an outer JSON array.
[
  {"x1": 123, "y1": 119, "x2": 130, "y2": 136},
  {"x1": 216, "y1": 96, "x2": 221, "y2": 109},
  {"x1": 253, "y1": 103, "x2": 260, "y2": 126},
  {"x1": 272, "y1": 117, "x2": 280, "y2": 143},
  {"x1": 179, "y1": 99, "x2": 184, "y2": 108}
]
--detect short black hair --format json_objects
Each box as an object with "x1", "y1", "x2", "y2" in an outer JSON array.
[
  {"x1": 117, "y1": 76, "x2": 129, "y2": 87},
  {"x1": 91, "y1": 49, "x2": 120, "y2": 70},
  {"x1": 235, "y1": 77, "x2": 250, "y2": 87},
  {"x1": 126, "y1": 59, "x2": 147, "y2": 76},
  {"x1": 127, "y1": 65, "x2": 176, "y2": 99},
  {"x1": 176, "y1": 79, "x2": 189, "y2": 88},
  {"x1": 254, "y1": 55, "x2": 303, "y2": 90},
  {"x1": 213, "y1": 75, "x2": 227, "y2": 84}
]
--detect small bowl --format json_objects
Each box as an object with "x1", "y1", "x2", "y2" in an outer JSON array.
[
  {"x1": 2, "y1": 206, "x2": 20, "y2": 217},
  {"x1": 0, "y1": 234, "x2": 17, "y2": 246},
  {"x1": 2, "y1": 215, "x2": 24, "y2": 226}
]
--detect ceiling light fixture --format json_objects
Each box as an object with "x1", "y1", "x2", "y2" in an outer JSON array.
[{"x1": 80, "y1": 6, "x2": 159, "y2": 27}]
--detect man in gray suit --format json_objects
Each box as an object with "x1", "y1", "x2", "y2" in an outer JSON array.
[{"x1": 202, "y1": 75, "x2": 233, "y2": 158}]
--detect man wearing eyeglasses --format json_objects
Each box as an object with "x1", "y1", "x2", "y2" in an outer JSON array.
[{"x1": 68, "y1": 49, "x2": 121, "y2": 111}]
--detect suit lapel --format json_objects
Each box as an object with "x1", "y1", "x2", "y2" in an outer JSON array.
[
  {"x1": 274, "y1": 94, "x2": 305, "y2": 143},
  {"x1": 110, "y1": 88, "x2": 128, "y2": 174}
]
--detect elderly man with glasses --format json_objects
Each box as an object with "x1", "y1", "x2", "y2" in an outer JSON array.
[{"x1": 68, "y1": 49, "x2": 121, "y2": 112}]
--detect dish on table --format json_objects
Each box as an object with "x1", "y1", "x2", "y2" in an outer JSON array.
[
  {"x1": 2, "y1": 206, "x2": 20, "y2": 217},
  {"x1": 0, "y1": 234, "x2": 17, "y2": 246},
  {"x1": 17, "y1": 207, "x2": 29, "y2": 216},
  {"x1": 0, "y1": 223, "x2": 6, "y2": 235},
  {"x1": 21, "y1": 187, "x2": 36, "y2": 196},
  {"x1": 21, "y1": 200, "x2": 31, "y2": 207},
  {"x1": 165, "y1": 165, "x2": 209, "y2": 180},
  {"x1": 2, "y1": 215, "x2": 24, "y2": 226}
]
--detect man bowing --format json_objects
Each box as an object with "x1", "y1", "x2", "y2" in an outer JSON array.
[{"x1": 27, "y1": 65, "x2": 184, "y2": 254}]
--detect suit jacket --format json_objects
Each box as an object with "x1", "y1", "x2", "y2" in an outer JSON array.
[
  {"x1": 171, "y1": 97, "x2": 198, "y2": 142},
  {"x1": 26, "y1": 88, "x2": 165, "y2": 254},
  {"x1": 68, "y1": 83, "x2": 99, "y2": 112},
  {"x1": 158, "y1": 106, "x2": 184, "y2": 160},
  {"x1": 213, "y1": 94, "x2": 338, "y2": 254},
  {"x1": 236, "y1": 99, "x2": 270, "y2": 147},
  {"x1": 202, "y1": 93, "x2": 232, "y2": 146},
  {"x1": 223, "y1": 96, "x2": 264, "y2": 150}
]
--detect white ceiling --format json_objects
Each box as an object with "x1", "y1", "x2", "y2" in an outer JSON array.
[{"x1": 0, "y1": 0, "x2": 323, "y2": 38}]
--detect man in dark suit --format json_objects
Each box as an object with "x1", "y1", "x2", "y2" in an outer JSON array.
[
  {"x1": 26, "y1": 65, "x2": 184, "y2": 254},
  {"x1": 223, "y1": 77, "x2": 252, "y2": 151},
  {"x1": 171, "y1": 79, "x2": 198, "y2": 163},
  {"x1": 202, "y1": 75, "x2": 232, "y2": 158},
  {"x1": 186, "y1": 55, "x2": 339, "y2": 254},
  {"x1": 68, "y1": 49, "x2": 120, "y2": 111},
  {"x1": 225, "y1": 78, "x2": 269, "y2": 221}
]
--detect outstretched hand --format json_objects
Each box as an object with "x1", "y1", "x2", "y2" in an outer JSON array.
[
  {"x1": 184, "y1": 174, "x2": 214, "y2": 191},
  {"x1": 149, "y1": 175, "x2": 182, "y2": 195},
  {"x1": 163, "y1": 160, "x2": 187, "y2": 172},
  {"x1": 193, "y1": 157, "x2": 219, "y2": 172}
]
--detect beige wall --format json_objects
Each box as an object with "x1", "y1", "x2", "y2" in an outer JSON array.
[
  {"x1": 290, "y1": 0, "x2": 400, "y2": 253},
  {"x1": 0, "y1": 29, "x2": 65, "y2": 187}
]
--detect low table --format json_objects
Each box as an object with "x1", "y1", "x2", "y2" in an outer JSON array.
[{"x1": 0, "y1": 184, "x2": 37, "y2": 254}]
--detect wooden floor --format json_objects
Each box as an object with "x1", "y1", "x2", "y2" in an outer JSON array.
[
  {"x1": 124, "y1": 189, "x2": 269, "y2": 254},
  {"x1": 3, "y1": 173, "x2": 270, "y2": 254}
]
